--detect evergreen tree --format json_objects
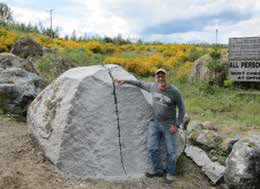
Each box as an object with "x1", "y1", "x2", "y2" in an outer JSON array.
[
  {"x1": 70, "y1": 30, "x2": 77, "y2": 40},
  {"x1": 64, "y1": 34, "x2": 69, "y2": 40},
  {"x1": 0, "y1": 3, "x2": 13, "y2": 26}
]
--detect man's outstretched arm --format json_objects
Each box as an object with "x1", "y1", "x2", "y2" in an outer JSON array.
[{"x1": 114, "y1": 79, "x2": 153, "y2": 92}]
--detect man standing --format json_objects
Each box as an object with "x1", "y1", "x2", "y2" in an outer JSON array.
[{"x1": 114, "y1": 68, "x2": 185, "y2": 184}]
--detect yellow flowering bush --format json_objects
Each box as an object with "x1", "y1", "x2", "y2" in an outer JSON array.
[
  {"x1": 84, "y1": 41, "x2": 104, "y2": 53},
  {"x1": 105, "y1": 56, "x2": 126, "y2": 67},
  {"x1": 106, "y1": 54, "x2": 173, "y2": 76},
  {"x1": 0, "y1": 27, "x2": 208, "y2": 80},
  {"x1": 104, "y1": 43, "x2": 116, "y2": 53},
  {"x1": 162, "y1": 48, "x2": 177, "y2": 57},
  {"x1": 0, "y1": 28, "x2": 19, "y2": 52},
  {"x1": 176, "y1": 61, "x2": 194, "y2": 80},
  {"x1": 165, "y1": 57, "x2": 179, "y2": 68},
  {"x1": 175, "y1": 50, "x2": 188, "y2": 62}
]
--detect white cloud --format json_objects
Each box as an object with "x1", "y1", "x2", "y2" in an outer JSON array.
[
  {"x1": 11, "y1": 6, "x2": 49, "y2": 24},
  {"x1": 70, "y1": 1, "x2": 134, "y2": 38},
  {"x1": 7, "y1": 0, "x2": 260, "y2": 43},
  {"x1": 144, "y1": 31, "x2": 215, "y2": 44},
  {"x1": 208, "y1": 17, "x2": 260, "y2": 42},
  {"x1": 10, "y1": 5, "x2": 82, "y2": 36}
]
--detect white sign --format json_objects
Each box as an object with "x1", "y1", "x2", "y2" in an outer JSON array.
[
  {"x1": 229, "y1": 37, "x2": 260, "y2": 82},
  {"x1": 229, "y1": 60, "x2": 260, "y2": 81}
]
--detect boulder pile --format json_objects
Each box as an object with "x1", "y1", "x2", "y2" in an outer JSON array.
[{"x1": 0, "y1": 52, "x2": 45, "y2": 115}]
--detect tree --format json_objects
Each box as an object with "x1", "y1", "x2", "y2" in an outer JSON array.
[
  {"x1": 136, "y1": 38, "x2": 143, "y2": 45},
  {"x1": 0, "y1": 3, "x2": 14, "y2": 26},
  {"x1": 70, "y1": 30, "x2": 77, "y2": 41},
  {"x1": 82, "y1": 33, "x2": 89, "y2": 41},
  {"x1": 103, "y1": 36, "x2": 113, "y2": 43},
  {"x1": 64, "y1": 34, "x2": 69, "y2": 40}
]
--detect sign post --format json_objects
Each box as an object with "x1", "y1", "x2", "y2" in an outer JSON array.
[{"x1": 229, "y1": 37, "x2": 260, "y2": 82}]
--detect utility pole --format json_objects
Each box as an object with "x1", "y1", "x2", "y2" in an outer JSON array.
[
  {"x1": 216, "y1": 28, "x2": 218, "y2": 45},
  {"x1": 46, "y1": 9, "x2": 54, "y2": 38}
]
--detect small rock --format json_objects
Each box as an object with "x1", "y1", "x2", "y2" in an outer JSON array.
[
  {"x1": 185, "y1": 144, "x2": 225, "y2": 184},
  {"x1": 203, "y1": 121, "x2": 218, "y2": 131},
  {"x1": 210, "y1": 149, "x2": 216, "y2": 154},
  {"x1": 187, "y1": 121, "x2": 203, "y2": 133},
  {"x1": 188, "y1": 130, "x2": 223, "y2": 151},
  {"x1": 220, "y1": 183, "x2": 230, "y2": 189},
  {"x1": 183, "y1": 114, "x2": 190, "y2": 130},
  {"x1": 222, "y1": 137, "x2": 239, "y2": 154}
]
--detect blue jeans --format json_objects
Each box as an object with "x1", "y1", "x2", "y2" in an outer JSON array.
[{"x1": 149, "y1": 119, "x2": 177, "y2": 176}]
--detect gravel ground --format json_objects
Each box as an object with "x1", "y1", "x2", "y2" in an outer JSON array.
[{"x1": 0, "y1": 115, "x2": 213, "y2": 189}]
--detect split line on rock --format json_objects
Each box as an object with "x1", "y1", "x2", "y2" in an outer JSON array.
[{"x1": 107, "y1": 68, "x2": 127, "y2": 175}]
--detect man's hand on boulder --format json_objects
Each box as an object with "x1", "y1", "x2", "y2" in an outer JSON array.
[
  {"x1": 169, "y1": 125, "x2": 177, "y2": 134},
  {"x1": 114, "y1": 79, "x2": 126, "y2": 85}
]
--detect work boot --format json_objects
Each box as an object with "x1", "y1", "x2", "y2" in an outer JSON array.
[
  {"x1": 145, "y1": 171, "x2": 164, "y2": 178},
  {"x1": 164, "y1": 173, "x2": 174, "y2": 184}
]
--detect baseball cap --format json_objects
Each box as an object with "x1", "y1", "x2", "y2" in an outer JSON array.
[{"x1": 155, "y1": 68, "x2": 167, "y2": 75}]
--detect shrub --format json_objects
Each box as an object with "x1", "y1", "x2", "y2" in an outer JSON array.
[
  {"x1": 34, "y1": 53, "x2": 75, "y2": 83},
  {"x1": 207, "y1": 60, "x2": 225, "y2": 73},
  {"x1": 209, "y1": 50, "x2": 221, "y2": 60},
  {"x1": 35, "y1": 48, "x2": 105, "y2": 83},
  {"x1": 0, "y1": 28, "x2": 19, "y2": 52},
  {"x1": 162, "y1": 48, "x2": 177, "y2": 57},
  {"x1": 188, "y1": 47, "x2": 208, "y2": 61},
  {"x1": 224, "y1": 80, "x2": 234, "y2": 88}
]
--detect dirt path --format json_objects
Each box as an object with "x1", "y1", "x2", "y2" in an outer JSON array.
[{"x1": 0, "y1": 115, "x2": 212, "y2": 189}]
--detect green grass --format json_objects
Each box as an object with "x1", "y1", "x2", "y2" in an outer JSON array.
[{"x1": 33, "y1": 48, "x2": 107, "y2": 84}]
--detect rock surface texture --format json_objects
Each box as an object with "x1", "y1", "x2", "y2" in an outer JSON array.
[
  {"x1": 0, "y1": 52, "x2": 37, "y2": 74},
  {"x1": 190, "y1": 54, "x2": 211, "y2": 82},
  {"x1": 186, "y1": 121, "x2": 203, "y2": 133},
  {"x1": 0, "y1": 67, "x2": 45, "y2": 115},
  {"x1": 224, "y1": 134, "x2": 260, "y2": 189},
  {"x1": 188, "y1": 130, "x2": 223, "y2": 151},
  {"x1": 189, "y1": 53, "x2": 226, "y2": 83},
  {"x1": 11, "y1": 37, "x2": 43, "y2": 59},
  {"x1": 185, "y1": 144, "x2": 225, "y2": 184},
  {"x1": 27, "y1": 65, "x2": 185, "y2": 180}
]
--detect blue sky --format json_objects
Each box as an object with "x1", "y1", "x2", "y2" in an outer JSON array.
[{"x1": 4, "y1": 0, "x2": 260, "y2": 44}]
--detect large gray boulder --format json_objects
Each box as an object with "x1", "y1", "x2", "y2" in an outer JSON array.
[
  {"x1": 0, "y1": 52, "x2": 37, "y2": 74},
  {"x1": 11, "y1": 37, "x2": 43, "y2": 59},
  {"x1": 190, "y1": 54, "x2": 212, "y2": 82},
  {"x1": 224, "y1": 134, "x2": 260, "y2": 189},
  {"x1": 0, "y1": 68, "x2": 45, "y2": 115},
  {"x1": 189, "y1": 53, "x2": 227, "y2": 83},
  {"x1": 27, "y1": 64, "x2": 185, "y2": 180}
]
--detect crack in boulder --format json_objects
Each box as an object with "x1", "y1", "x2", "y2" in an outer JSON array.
[{"x1": 107, "y1": 68, "x2": 127, "y2": 175}]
